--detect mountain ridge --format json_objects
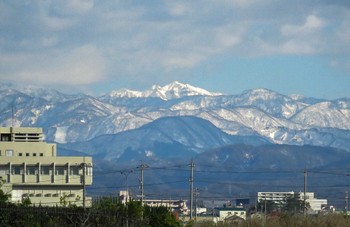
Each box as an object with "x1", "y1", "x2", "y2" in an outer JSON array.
[{"x1": 1, "y1": 81, "x2": 350, "y2": 152}]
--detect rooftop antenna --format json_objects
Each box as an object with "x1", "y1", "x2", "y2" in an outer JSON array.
[{"x1": 11, "y1": 103, "x2": 14, "y2": 127}]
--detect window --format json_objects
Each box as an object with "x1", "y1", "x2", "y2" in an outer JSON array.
[
  {"x1": 12, "y1": 165, "x2": 22, "y2": 175},
  {"x1": 33, "y1": 153, "x2": 37, "y2": 157},
  {"x1": 19, "y1": 153, "x2": 22, "y2": 156},
  {"x1": 5, "y1": 150, "x2": 13, "y2": 156},
  {"x1": 0, "y1": 166, "x2": 8, "y2": 175},
  {"x1": 26, "y1": 153, "x2": 30, "y2": 157},
  {"x1": 70, "y1": 166, "x2": 79, "y2": 175},
  {"x1": 1, "y1": 134, "x2": 11, "y2": 141},
  {"x1": 55, "y1": 166, "x2": 65, "y2": 175},
  {"x1": 27, "y1": 166, "x2": 36, "y2": 175},
  {"x1": 40, "y1": 153, "x2": 43, "y2": 157},
  {"x1": 41, "y1": 166, "x2": 50, "y2": 175}
]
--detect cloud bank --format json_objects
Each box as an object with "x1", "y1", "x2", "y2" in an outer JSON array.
[{"x1": 0, "y1": 0, "x2": 349, "y2": 90}]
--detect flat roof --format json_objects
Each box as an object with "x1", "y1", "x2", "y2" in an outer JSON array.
[{"x1": 0, "y1": 127, "x2": 43, "y2": 134}]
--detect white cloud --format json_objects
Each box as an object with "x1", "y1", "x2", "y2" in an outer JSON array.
[
  {"x1": 0, "y1": 45, "x2": 106, "y2": 86},
  {"x1": 1, "y1": 0, "x2": 350, "y2": 89},
  {"x1": 168, "y1": 3, "x2": 189, "y2": 16},
  {"x1": 281, "y1": 15, "x2": 325, "y2": 37},
  {"x1": 43, "y1": 16, "x2": 75, "y2": 31}
]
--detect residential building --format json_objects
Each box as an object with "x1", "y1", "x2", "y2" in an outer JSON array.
[{"x1": 0, "y1": 127, "x2": 93, "y2": 207}]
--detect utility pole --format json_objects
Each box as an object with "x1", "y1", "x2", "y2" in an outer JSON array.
[
  {"x1": 264, "y1": 194, "x2": 267, "y2": 227},
  {"x1": 11, "y1": 104, "x2": 14, "y2": 127},
  {"x1": 137, "y1": 163, "x2": 149, "y2": 205},
  {"x1": 346, "y1": 191, "x2": 348, "y2": 213},
  {"x1": 121, "y1": 169, "x2": 133, "y2": 203},
  {"x1": 303, "y1": 168, "x2": 307, "y2": 217},
  {"x1": 121, "y1": 169, "x2": 133, "y2": 227},
  {"x1": 194, "y1": 188, "x2": 200, "y2": 220},
  {"x1": 189, "y1": 160, "x2": 195, "y2": 221},
  {"x1": 81, "y1": 162, "x2": 86, "y2": 210}
]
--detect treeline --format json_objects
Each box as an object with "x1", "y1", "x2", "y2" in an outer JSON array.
[
  {"x1": 1, "y1": 179, "x2": 181, "y2": 226},
  {"x1": 2, "y1": 181, "x2": 350, "y2": 227},
  {"x1": 0, "y1": 198, "x2": 181, "y2": 227}
]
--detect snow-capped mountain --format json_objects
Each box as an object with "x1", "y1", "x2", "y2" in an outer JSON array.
[
  {"x1": 1, "y1": 81, "x2": 350, "y2": 153},
  {"x1": 100, "y1": 81, "x2": 222, "y2": 101}
]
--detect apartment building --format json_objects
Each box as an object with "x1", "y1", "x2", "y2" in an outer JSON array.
[
  {"x1": 257, "y1": 191, "x2": 295, "y2": 206},
  {"x1": 257, "y1": 191, "x2": 327, "y2": 212},
  {"x1": 0, "y1": 127, "x2": 92, "y2": 207}
]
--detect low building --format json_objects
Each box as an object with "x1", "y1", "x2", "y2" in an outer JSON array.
[
  {"x1": 118, "y1": 190, "x2": 188, "y2": 215},
  {"x1": 298, "y1": 192, "x2": 327, "y2": 213},
  {"x1": 144, "y1": 199, "x2": 188, "y2": 215},
  {"x1": 214, "y1": 207, "x2": 246, "y2": 222},
  {"x1": 0, "y1": 127, "x2": 93, "y2": 207}
]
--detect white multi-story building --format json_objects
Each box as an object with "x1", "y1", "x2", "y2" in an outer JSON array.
[
  {"x1": 298, "y1": 192, "x2": 327, "y2": 213},
  {"x1": 118, "y1": 190, "x2": 188, "y2": 215},
  {"x1": 0, "y1": 127, "x2": 93, "y2": 207},
  {"x1": 257, "y1": 191, "x2": 327, "y2": 213},
  {"x1": 257, "y1": 191, "x2": 294, "y2": 206}
]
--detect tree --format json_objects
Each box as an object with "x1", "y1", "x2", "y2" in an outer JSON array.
[
  {"x1": 0, "y1": 178, "x2": 10, "y2": 204},
  {"x1": 144, "y1": 206, "x2": 181, "y2": 227},
  {"x1": 283, "y1": 195, "x2": 309, "y2": 214},
  {"x1": 257, "y1": 199, "x2": 277, "y2": 213}
]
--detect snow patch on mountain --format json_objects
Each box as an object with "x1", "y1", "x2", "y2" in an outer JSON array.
[
  {"x1": 55, "y1": 126, "x2": 68, "y2": 143},
  {"x1": 1, "y1": 81, "x2": 350, "y2": 152},
  {"x1": 101, "y1": 81, "x2": 222, "y2": 101}
]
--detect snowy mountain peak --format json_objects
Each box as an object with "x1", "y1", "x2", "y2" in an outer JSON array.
[
  {"x1": 104, "y1": 81, "x2": 222, "y2": 100},
  {"x1": 148, "y1": 81, "x2": 222, "y2": 100},
  {"x1": 108, "y1": 88, "x2": 144, "y2": 98},
  {"x1": 242, "y1": 88, "x2": 280, "y2": 99}
]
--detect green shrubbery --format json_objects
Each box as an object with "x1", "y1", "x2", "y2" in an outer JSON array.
[{"x1": 2, "y1": 183, "x2": 350, "y2": 227}]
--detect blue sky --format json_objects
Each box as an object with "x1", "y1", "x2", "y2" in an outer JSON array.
[{"x1": 1, "y1": 0, "x2": 350, "y2": 99}]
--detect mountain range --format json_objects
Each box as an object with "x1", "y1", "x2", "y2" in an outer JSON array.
[
  {"x1": 1, "y1": 81, "x2": 350, "y2": 203},
  {"x1": 1, "y1": 81, "x2": 350, "y2": 152}
]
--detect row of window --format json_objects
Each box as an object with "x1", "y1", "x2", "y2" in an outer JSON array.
[
  {"x1": 19, "y1": 152, "x2": 44, "y2": 157},
  {"x1": 225, "y1": 211, "x2": 245, "y2": 215},
  {"x1": 1, "y1": 133, "x2": 41, "y2": 142},
  {"x1": 2, "y1": 166, "x2": 82, "y2": 175},
  {"x1": 23, "y1": 193, "x2": 76, "y2": 198},
  {"x1": 0, "y1": 149, "x2": 44, "y2": 157}
]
